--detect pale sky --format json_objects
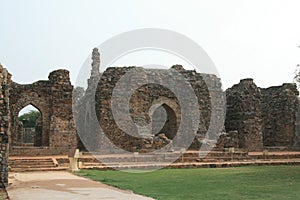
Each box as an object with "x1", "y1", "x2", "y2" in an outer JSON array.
[{"x1": 1, "y1": 0, "x2": 300, "y2": 90}]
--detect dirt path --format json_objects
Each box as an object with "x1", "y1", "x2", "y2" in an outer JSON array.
[{"x1": 7, "y1": 171, "x2": 154, "y2": 200}]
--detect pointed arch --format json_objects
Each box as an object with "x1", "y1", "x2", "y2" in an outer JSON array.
[
  {"x1": 10, "y1": 92, "x2": 51, "y2": 147},
  {"x1": 149, "y1": 97, "x2": 181, "y2": 139},
  {"x1": 18, "y1": 104, "x2": 42, "y2": 145}
]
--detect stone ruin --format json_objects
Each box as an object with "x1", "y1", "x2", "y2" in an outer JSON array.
[
  {"x1": 224, "y1": 78, "x2": 300, "y2": 151},
  {"x1": 76, "y1": 64, "x2": 225, "y2": 153},
  {"x1": 74, "y1": 48, "x2": 225, "y2": 153},
  {"x1": 0, "y1": 48, "x2": 299, "y2": 187},
  {"x1": 0, "y1": 64, "x2": 77, "y2": 188},
  {"x1": 75, "y1": 49, "x2": 300, "y2": 153},
  {"x1": 8, "y1": 70, "x2": 77, "y2": 155},
  {"x1": 8, "y1": 70, "x2": 78, "y2": 155},
  {"x1": 0, "y1": 66, "x2": 10, "y2": 188}
]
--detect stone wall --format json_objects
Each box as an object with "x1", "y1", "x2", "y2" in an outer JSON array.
[
  {"x1": 75, "y1": 49, "x2": 225, "y2": 152},
  {"x1": 0, "y1": 47, "x2": 298, "y2": 180},
  {"x1": 34, "y1": 116, "x2": 42, "y2": 146},
  {"x1": 261, "y1": 83, "x2": 300, "y2": 147},
  {"x1": 10, "y1": 81, "x2": 52, "y2": 147},
  {"x1": 0, "y1": 64, "x2": 10, "y2": 188},
  {"x1": 295, "y1": 105, "x2": 300, "y2": 149},
  {"x1": 94, "y1": 66, "x2": 224, "y2": 151},
  {"x1": 8, "y1": 69, "x2": 77, "y2": 156},
  {"x1": 77, "y1": 49, "x2": 300, "y2": 152},
  {"x1": 225, "y1": 79, "x2": 300, "y2": 150},
  {"x1": 48, "y1": 70, "x2": 77, "y2": 151},
  {"x1": 225, "y1": 79, "x2": 263, "y2": 150}
]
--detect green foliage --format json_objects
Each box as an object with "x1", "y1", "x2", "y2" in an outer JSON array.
[
  {"x1": 78, "y1": 166, "x2": 300, "y2": 200},
  {"x1": 294, "y1": 64, "x2": 300, "y2": 90},
  {"x1": 18, "y1": 110, "x2": 40, "y2": 128}
]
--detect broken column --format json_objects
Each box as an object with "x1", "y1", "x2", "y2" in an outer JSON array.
[{"x1": 225, "y1": 79, "x2": 263, "y2": 150}]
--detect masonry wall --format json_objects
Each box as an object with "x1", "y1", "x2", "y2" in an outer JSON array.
[
  {"x1": 74, "y1": 64, "x2": 225, "y2": 152},
  {"x1": 48, "y1": 70, "x2": 77, "y2": 151},
  {"x1": 225, "y1": 79, "x2": 264, "y2": 150},
  {"x1": 0, "y1": 64, "x2": 11, "y2": 188},
  {"x1": 10, "y1": 81, "x2": 52, "y2": 147},
  {"x1": 0, "y1": 47, "x2": 299, "y2": 171},
  {"x1": 225, "y1": 79, "x2": 300, "y2": 150},
  {"x1": 8, "y1": 69, "x2": 77, "y2": 156},
  {"x1": 261, "y1": 84, "x2": 300, "y2": 147}
]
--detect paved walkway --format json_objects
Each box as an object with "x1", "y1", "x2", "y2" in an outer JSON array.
[{"x1": 7, "y1": 171, "x2": 154, "y2": 200}]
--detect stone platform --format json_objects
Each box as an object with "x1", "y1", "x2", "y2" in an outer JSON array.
[{"x1": 8, "y1": 150, "x2": 300, "y2": 172}]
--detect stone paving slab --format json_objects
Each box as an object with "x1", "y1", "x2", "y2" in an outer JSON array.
[{"x1": 7, "y1": 171, "x2": 154, "y2": 200}]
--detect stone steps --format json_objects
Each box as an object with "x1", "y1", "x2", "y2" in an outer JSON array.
[
  {"x1": 9, "y1": 163, "x2": 55, "y2": 167},
  {"x1": 11, "y1": 167, "x2": 68, "y2": 172},
  {"x1": 9, "y1": 147, "x2": 69, "y2": 156},
  {"x1": 9, "y1": 158, "x2": 65, "y2": 172},
  {"x1": 79, "y1": 151, "x2": 250, "y2": 163},
  {"x1": 8, "y1": 151, "x2": 300, "y2": 172}
]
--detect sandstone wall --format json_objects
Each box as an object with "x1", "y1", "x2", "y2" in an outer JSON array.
[
  {"x1": 75, "y1": 61, "x2": 225, "y2": 152},
  {"x1": 261, "y1": 83, "x2": 300, "y2": 147},
  {"x1": 225, "y1": 79, "x2": 300, "y2": 150},
  {"x1": 225, "y1": 79, "x2": 263, "y2": 150},
  {"x1": 8, "y1": 69, "x2": 77, "y2": 156},
  {"x1": 10, "y1": 81, "x2": 52, "y2": 147},
  {"x1": 74, "y1": 49, "x2": 225, "y2": 151},
  {"x1": 48, "y1": 70, "x2": 77, "y2": 151},
  {"x1": 0, "y1": 64, "x2": 10, "y2": 188}
]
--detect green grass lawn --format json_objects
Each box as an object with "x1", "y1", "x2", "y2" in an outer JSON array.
[{"x1": 77, "y1": 165, "x2": 300, "y2": 200}]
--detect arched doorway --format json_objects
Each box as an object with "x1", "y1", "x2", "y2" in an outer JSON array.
[
  {"x1": 149, "y1": 97, "x2": 181, "y2": 141},
  {"x1": 17, "y1": 105, "x2": 42, "y2": 147},
  {"x1": 151, "y1": 103, "x2": 178, "y2": 139}
]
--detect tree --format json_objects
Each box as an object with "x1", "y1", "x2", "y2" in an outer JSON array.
[
  {"x1": 294, "y1": 64, "x2": 300, "y2": 91},
  {"x1": 18, "y1": 110, "x2": 40, "y2": 128},
  {"x1": 294, "y1": 46, "x2": 300, "y2": 90}
]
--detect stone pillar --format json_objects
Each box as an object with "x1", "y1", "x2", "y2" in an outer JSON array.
[
  {"x1": 34, "y1": 116, "x2": 42, "y2": 146},
  {"x1": 75, "y1": 48, "x2": 101, "y2": 152},
  {"x1": 294, "y1": 104, "x2": 300, "y2": 149},
  {"x1": 261, "y1": 83, "x2": 300, "y2": 148},
  {"x1": 225, "y1": 79, "x2": 263, "y2": 150},
  {"x1": 49, "y1": 70, "x2": 77, "y2": 153},
  {"x1": 91, "y1": 48, "x2": 100, "y2": 78},
  {"x1": 0, "y1": 64, "x2": 11, "y2": 188}
]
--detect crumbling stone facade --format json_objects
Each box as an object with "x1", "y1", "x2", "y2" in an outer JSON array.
[
  {"x1": 95, "y1": 66, "x2": 225, "y2": 152},
  {"x1": 216, "y1": 131, "x2": 239, "y2": 149},
  {"x1": 5, "y1": 69, "x2": 77, "y2": 156},
  {"x1": 75, "y1": 49, "x2": 225, "y2": 152},
  {"x1": 225, "y1": 79, "x2": 300, "y2": 150},
  {"x1": 47, "y1": 70, "x2": 77, "y2": 151},
  {"x1": 76, "y1": 49, "x2": 300, "y2": 153},
  {"x1": 0, "y1": 48, "x2": 299, "y2": 187},
  {"x1": 0, "y1": 64, "x2": 10, "y2": 188},
  {"x1": 225, "y1": 79, "x2": 264, "y2": 150},
  {"x1": 261, "y1": 84, "x2": 300, "y2": 147}
]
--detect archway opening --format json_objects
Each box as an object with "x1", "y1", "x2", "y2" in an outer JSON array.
[
  {"x1": 18, "y1": 105, "x2": 42, "y2": 147},
  {"x1": 151, "y1": 103, "x2": 178, "y2": 140}
]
